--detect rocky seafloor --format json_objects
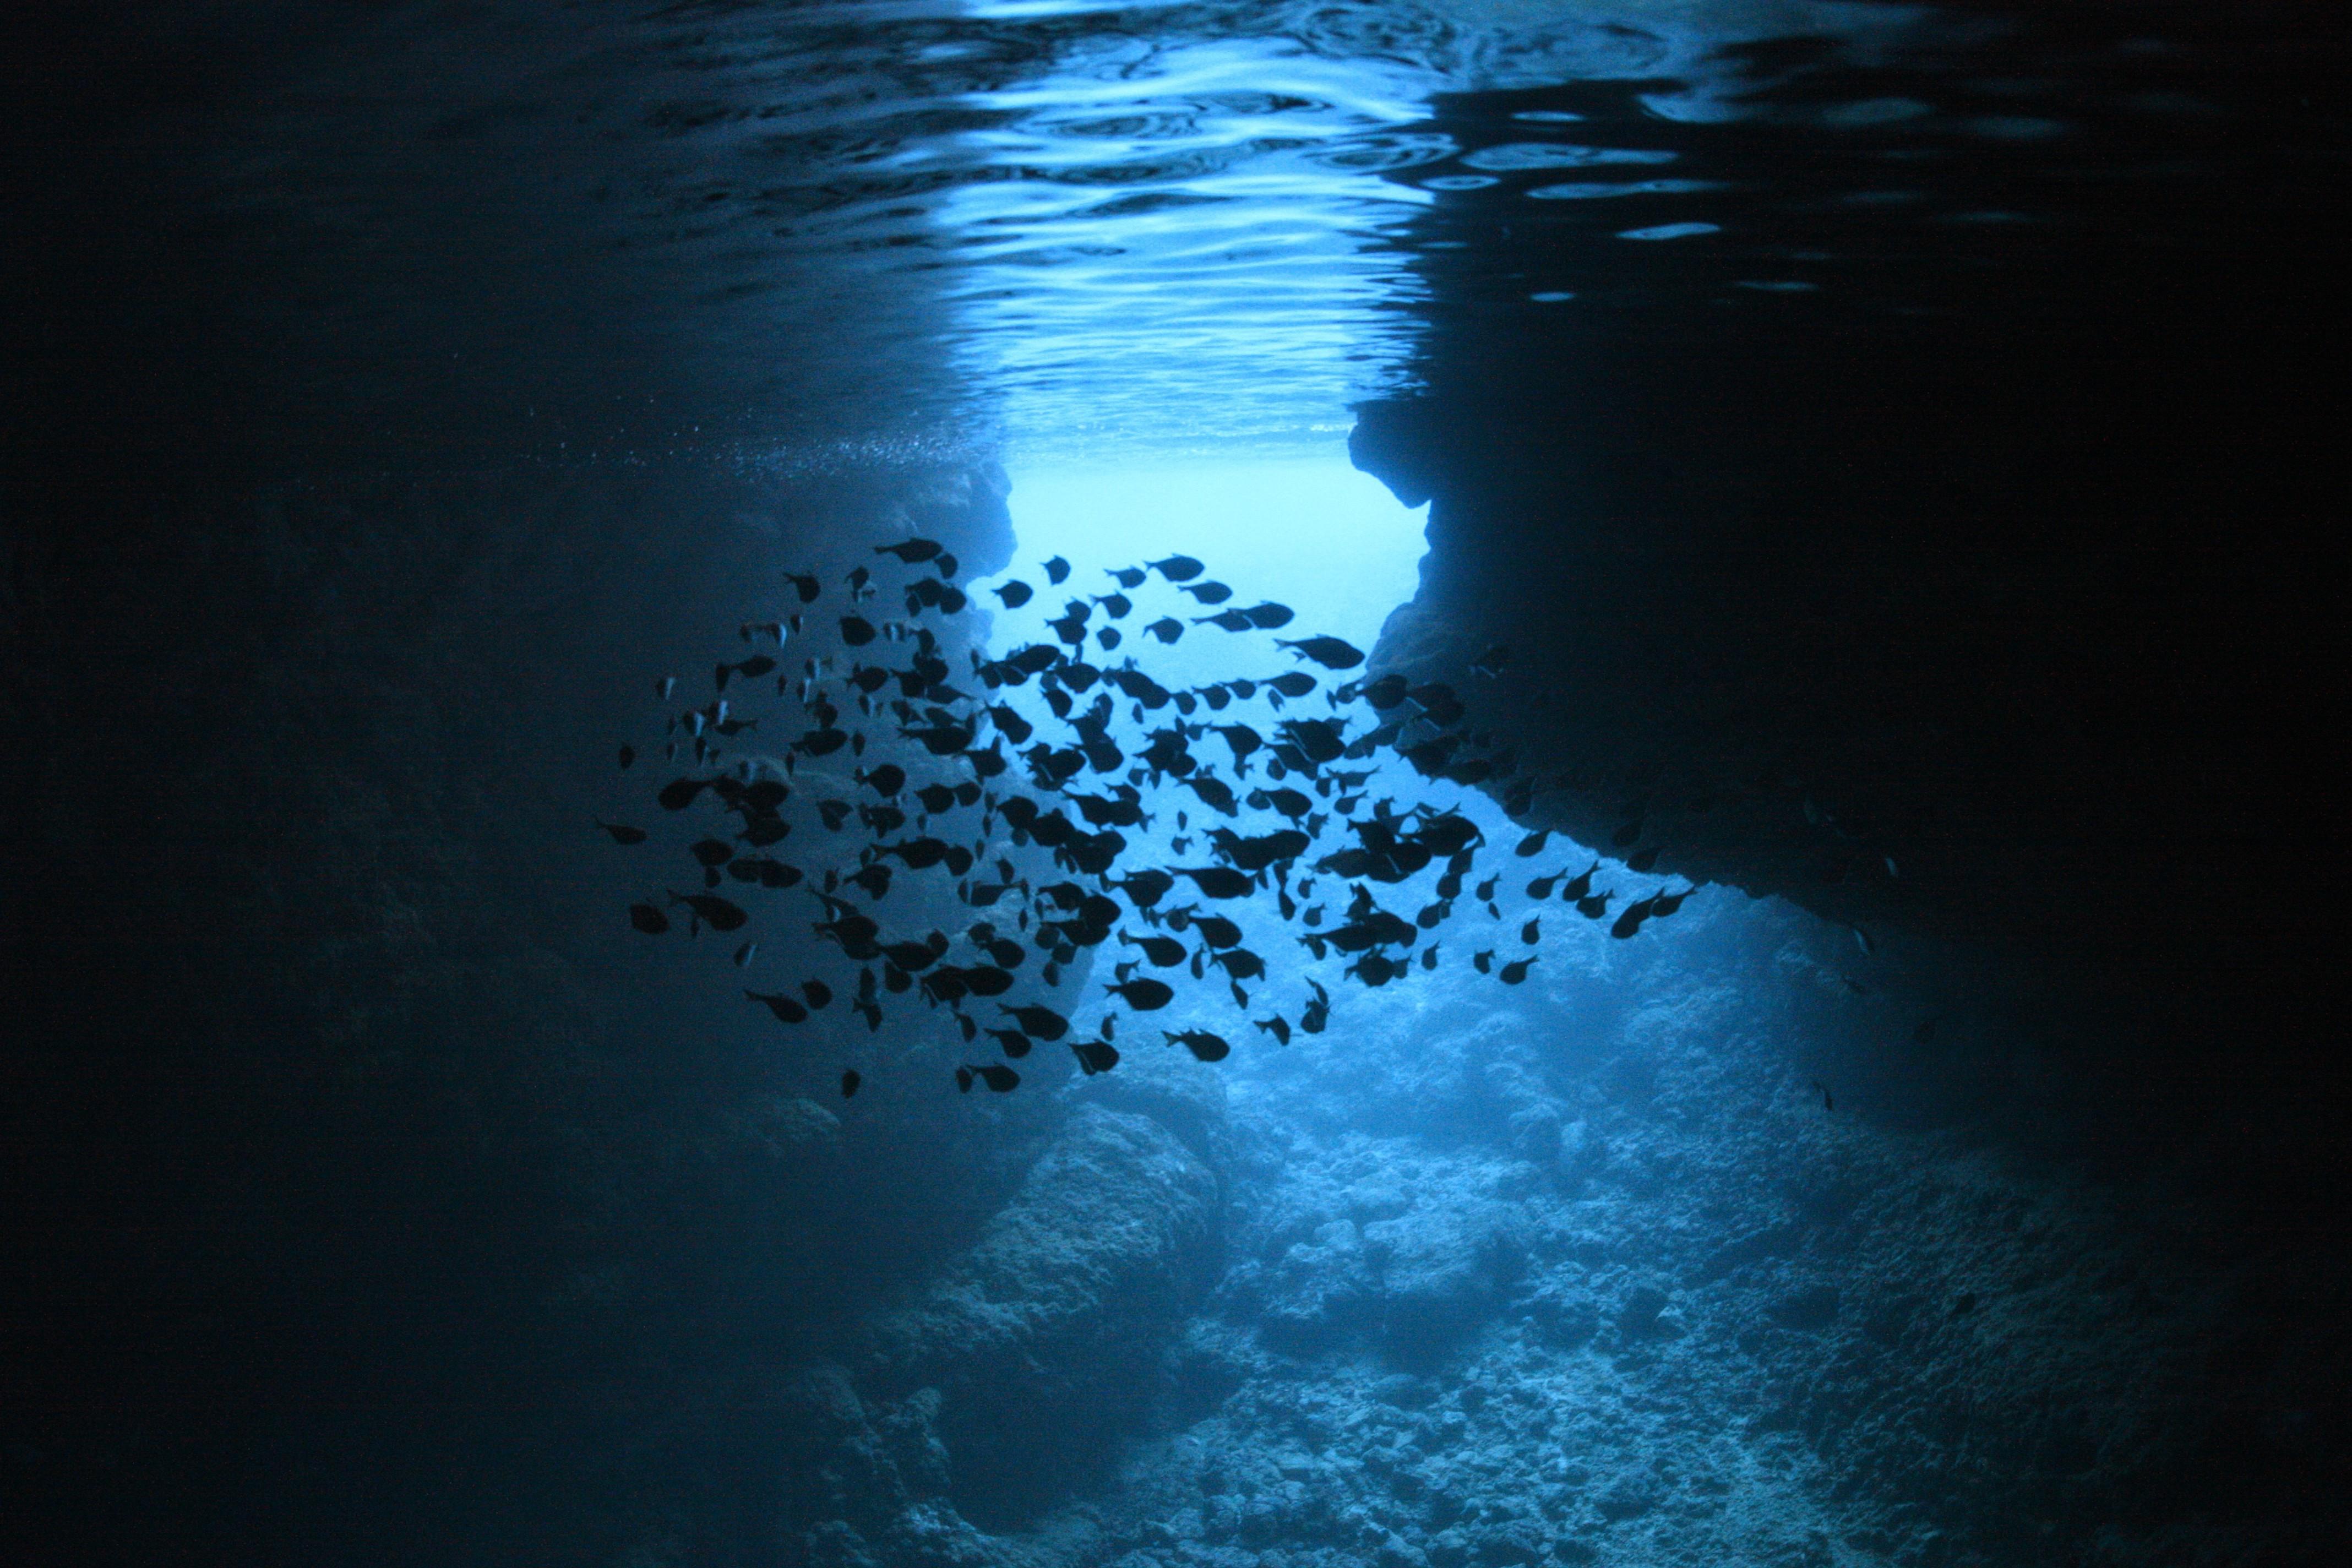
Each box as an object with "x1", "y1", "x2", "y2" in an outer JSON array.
[{"x1": 741, "y1": 891, "x2": 2340, "y2": 1568}]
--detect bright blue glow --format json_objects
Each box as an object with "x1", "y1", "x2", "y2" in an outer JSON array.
[{"x1": 983, "y1": 456, "x2": 1429, "y2": 659}]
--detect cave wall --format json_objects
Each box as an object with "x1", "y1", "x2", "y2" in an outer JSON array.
[{"x1": 1343, "y1": 41, "x2": 2350, "y2": 1199}]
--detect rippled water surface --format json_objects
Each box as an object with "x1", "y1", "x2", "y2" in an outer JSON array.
[{"x1": 28, "y1": 0, "x2": 2330, "y2": 469}]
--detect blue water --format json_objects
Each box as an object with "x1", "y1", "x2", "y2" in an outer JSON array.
[{"x1": 11, "y1": 4, "x2": 2332, "y2": 1565}]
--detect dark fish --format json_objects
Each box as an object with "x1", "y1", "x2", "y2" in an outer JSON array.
[
  {"x1": 630, "y1": 902, "x2": 671, "y2": 935},
  {"x1": 746, "y1": 989, "x2": 809, "y2": 1024},
  {"x1": 1626, "y1": 846, "x2": 1660, "y2": 873},
  {"x1": 873, "y1": 537, "x2": 943, "y2": 563},
  {"x1": 657, "y1": 676, "x2": 678, "y2": 700},
  {"x1": 1520, "y1": 916, "x2": 1540, "y2": 944},
  {"x1": 1106, "y1": 978, "x2": 1175, "y2": 1010},
  {"x1": 1514, "y1": 830, "x2": 1549, "y2": 858},
  {"x1": 1470, "y1": 644, "x2": 1511, "y2": 678},
  {"x1": 1121, "y1": 930, "x2": 1187, "y2": 967},
  {"x1": 1070, "y1": 1039, "x2": 1120, "y2": 1075},
  {"x1": 1610, "y1": 898, "x2": 1653, "y2": 940},
  {"x1": 1560, "y1": 860, "x2": 1600, "y2": 901},
  {"x1": 733, "y1": 940, "x2": 758, "y2": 967},
  {"x1": 1165, "y1": 1029, "x2": 1231, "y2": 1063},
  {"x1": 1043, "y1": 556, "x2": 1071, "y2": 584},
  {"x1": 992, "y1": 580, "x2": 1034, "y2": 609},
  {"x1": 1092, "y1": 592, "x2": 1133, "y2": 619},
  {"x1": 783, "y1": 573, "x2": 821, "y2": 603},
  {"x1": 1420, "y1": 945, "x2": 1439, "y2": 971},
  {"x1": 597, "y1": 820, "x2": 649, "y2": 845},
  {"x1": 840, "y1": 616, "x2": 877, "y2": 646},
  {"x1": 1252, "y1": 1015, "x2": 1292, "y2": 1045},
  {"x1": 1109, "y1": 868, "x2": 1175, "y2": 907},
  {"x1": 1611, "y1": 821, "x2": 1641, "y2": 847},
  {"x1": 797, "y1": 979, "x2": 832, "y2": 1010},
  {"x1": 691, "y1": 837, "x2": 734, "y2": 868},
  {"x1": 1851, "y1": 925, "x2": 1874, "y2": 955},
  {"x1": 1499, "y1": 956, "x2": 1536, "y2": 985},
  {"x1": 1298, "y1": 978, "x2": 1330, "y2": 1033},
  {"x1": 672, "y1": 892, "x2": 749, "y2": 932},
  {"x1": 1475, "y1": 875, "x2": 1498, "y2": 901},
  {"x1": 1276, "y1": 636, "x2": 1364, "y2": 671},
  {"x1": 987, "y1": 1027, "x2": 1033, "y2": 1059},
  {"x1": 1180, "y1": 580, "x2": 1233, "y2": 605},
  {"x1": 840, "y1": 1069, "x2": 861, "y2": 1098},
  {"x1": 1172, "y1": 866, "x2": 1253, "y2": 899},
  {"x1": 1143, "y1": 617, "x2": 1185, "y2": 645},
  {"x1": 1265, "y1": 672, "x2": 1317, "y2": 698},
  {"x1": 658, "y1": 777, "x2": 710, "y2": 811},
  {"x1": 959, "y1": 1063, "x2": 1020, "y2": 1093},
  {"x1": 1472, "y1": 950, "x2": 1493, "y2": 974},
  {"x1": 1241, "y1": 602, "x2": 1294, "y2": 629},
  {"x1": 1194, "y1": 609, "x2": 1254, "y2": 632},
  {"x1": 858, "y1": 764, "x2": 907, "y2": 798},
  {"x1": 1357, "y1": 673, "x2": 1408, "y2": 710},
  {"x1": 1180, "y1": 774, "x2": 1238, "y2": 815},
  {"x1": 1147, "y1": 554, "x2": 1204, "y2": 582},
  {"x1": 1650, "y1": 886, "x2": 1694, "y2": 917},
  {"x1": 998, "y1": 1003, "x2": 1069, "y2": 1041},
  {"x1": 618, "y1": 745, "x2": 637, "y2": 770}
]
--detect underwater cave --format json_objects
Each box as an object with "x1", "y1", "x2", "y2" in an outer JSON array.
[{"x1": 4, "y1": 4, "x2": 2346, "y2": 1566}]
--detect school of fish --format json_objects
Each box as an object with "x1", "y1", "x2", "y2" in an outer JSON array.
[{"x1": 603, "y1": 542, "x2": 1698, "y2": 1099}]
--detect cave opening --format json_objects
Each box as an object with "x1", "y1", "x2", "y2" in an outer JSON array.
[{"x1": 6, "y1": 4, "x2": 2345, "y2": 1566}]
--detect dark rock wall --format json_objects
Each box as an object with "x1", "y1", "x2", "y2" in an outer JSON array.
[
  {"x1": 0, "y1": 454, "x2": 1046, "y2": 1564},
  {"x1": 1343, "y1": 24, "x2": 2350, "y2": 1196}
]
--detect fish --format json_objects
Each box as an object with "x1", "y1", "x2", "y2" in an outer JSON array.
[
  {"x1": 690, "y1": 837, "x2": 733, "y2": 868},
  {"x1": 747, "y1": 989, "x2": 809, "y2": 1024},
  {"x1": 840, "y1": 616, "x2": 877, "y2": 646},
  {"x1": 732, "y1": 941, "x2": 758, "y2": 967},
  {"x1": 629, "y1": 902, "x2": 670, "y2": 935},
  {"x1": 1194, "y1": 608, "x2": 1254, "y2": 632},
  {"x1": 987, "y1": 1028, "x2": 1033, "y2": 1059},
  {"x1": 1070, "y1": 1039, "x2": 1120, "y2": 1075},
  {"x1": 1043, "y1": 556, "x2": 1071, "y2": 585},
  {"x1": 874, "y1": 537, "x2": 943, "y2": 563},
  {"x1": 1610, "y1": 897, "x2": 1654, "y2": 940},
  {"x1": 1106, "y1": 565, "x2": 1147, "y2": 589},
  {"x1": 783, "y1": 574, "x2": 821, "y2": 603},
  {"x1": 1121, "y1": 930, "x2": 1187, "y2": 967},
  {"x1": 1515, "y1": 830, "x2": 1549, "y2": 858},
  {"x1": 1470, "y1": 644, "x2": 1511, "y2": 678},
  {"x1": 1265, "y1": 672, "x2": 1317, "y2": 698},
  {"x1": 1420, "y1": 945, "x2": 1439, "y2": 972},
  {"x1": 799, "y1": 979, "x2": 833, "y2": 1009},
  {"x1": 998, "y1": 1003, "x2": 1070, "y2": 1041},
  {"x1": 1171, "y1": 866, "x2": 1253, "y2": 899},
  {"x1": 657, "y1": 777, "x2": 711, "y2": 811},
  {"x1": 597, "y1": 820, "x2": 649, "y2": 845},
  {"x1": 1180, "y1": 580, "x2": 1233, "y2": 605},
  {"x1": 1575, "y1": 891, "x2": 1613, "y2": 921},
  {"x1": 840, "y1": 1069, "x2": 861, "y2": 1098},
  {"x1": 857, "y1": 764, "x2": 906, "y2": 798},
  {"x1": 1165, "y1": 1030, "x2": 1231, "y2": 1063},
  {"x1": 1106, "y1": 978, "x2": 1175, "y2": 1010},
  {"x1": 1253, "y1": 1015, "x2": 1292, "y2": 1044},
  {"x1": 1241, "y1": 602, "x2": 1294, "y2": 629},
  {"x1": 1499, "y1": 956, "x2": 1536, "y2": 985},
  {"x1": 1649, "y1": 886, "x2": 1694, "y2": 917},
  {"x1": 1299, "y1": 978, "x2": 1330, "y2": 1033},
  {"x1": 992, "y1": 580, "x2": 1034, "y2": 609},
  {"x1": 1560, "y1": 860, "x2": 1600, "y2": 901},
  {"x1": 617, "y1": 745, "x2": 637, "y2": 770},
  {"x1": 1851, "y1": 925, "x2": 1874, "y2": 955},
  {"x1": 1143, "y1": 617, "x2": 1185, "y2": 645},
  {"x1": 1275, "y1": 636, "x2": 1364, "y2": 671},
  {"x1": 1472, "y1": 950, "x2": 1493, "y2": 973},
  {"x1": 1626, "y1": 846, "x2": 1660, "y2": 873},
  {"x1": 958, "y1": 1063, "x2": 1021, "y2": 1093},
  {"x1": 1520, "y1": 916, "x2": 1540, "y2": 944},
  {"x1": 1148, "y1": 554, "x2": 1204, "y2": 581},
  {"x1": 671, "y1": 892, "x2": 749, "y2": 932}
]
